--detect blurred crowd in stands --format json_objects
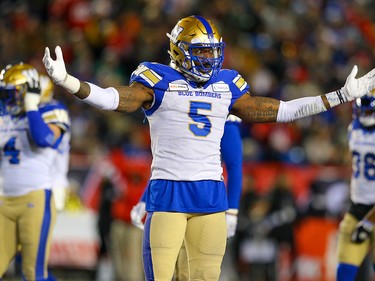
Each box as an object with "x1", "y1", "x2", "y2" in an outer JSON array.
[
  {"x1": 1, "y1": 0, "x2": 375, "y2": 166},
  {"x1": 3, "y1": 0, "x2": 374, "y2": 280}
]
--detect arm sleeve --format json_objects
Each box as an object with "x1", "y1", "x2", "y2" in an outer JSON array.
[
  {"x1": 82, "y1": 83, "x2": 119, "y2": 111},
  {"x1": 26, "y1": 111, "x2": 56, "y2": 147},
  {"x1": 221, "y1": 121, "x2": 243, "y2": 209},
  {"x1": 276, "y1": 96, "x2": 327, "y2": 122}
]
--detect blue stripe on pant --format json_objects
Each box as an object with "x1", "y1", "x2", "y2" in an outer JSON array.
[
  {"x1": 36, "y1": 190, "x2": 52, "y2": 281},
  {"x1": 143, "y1": 212, "x2": 154, "y2": 280}
]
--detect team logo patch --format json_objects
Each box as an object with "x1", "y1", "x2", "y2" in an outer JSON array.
[
  {"x1": 212, "y1": 83, "x2": 230, "y2": 92},
  {"x1": 169, "y1": 83, "x2": 189, "y2": 91}
]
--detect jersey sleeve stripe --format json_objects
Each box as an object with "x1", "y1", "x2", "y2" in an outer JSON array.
[
  {"x1": 140, "y1": 69, "x2": 162, "y2": 87},
  {"x1": 233, "y1": 75, "x2": 247, "y2": 91}
]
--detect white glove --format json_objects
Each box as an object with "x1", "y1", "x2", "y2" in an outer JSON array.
[
  {"x1": 225, "y1": 209, "x2": 238, "y2": 238},
  {"x1": 351, "y1": 219, "x2": 374, "y2": 244},
  {"x1": 130, "y1": 201, "x2": 146, "y2": 230},
  {"x1": 342, "y1": 65, "x2": 375, "y2": 101},
  {"x1": 42, "y1": 46, "x2": 80, "y2": 94},
  {"x1": 23, "y1": 69, "x2": 41, "y2": 112}
]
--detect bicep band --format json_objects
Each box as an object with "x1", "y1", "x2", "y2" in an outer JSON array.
[
  {"x1": 83, "y1": 82, "x2": 120, "y2": 111},
  {"x1": 276, "y1": 96, "x2": 327, "y2": 122}
]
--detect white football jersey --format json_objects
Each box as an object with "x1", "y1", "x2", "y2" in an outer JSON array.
[
  {"x1": 131, "y1": 62, "x2": 248, "y2": 181},
  {"x1": 0, "y1": 101, "x2": 70, "y2": 196},
  {"x1": 51, "y1": 130, "x2": 70, "y2": 190},
  {"x1": 348, "y1": 119, "x2": 375, "y2": 204}
]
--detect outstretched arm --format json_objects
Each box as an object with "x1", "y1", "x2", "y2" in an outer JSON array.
[
  {"x1": 232, "y1": 65, "x2": 375, "y2": 123},
  {"x1": 42, "y1": 46, "x2": 154, "y2": 113}
]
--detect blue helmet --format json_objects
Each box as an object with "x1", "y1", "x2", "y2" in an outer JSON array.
[{"x1": 354, "y1": 95, "x2": 375, "y2": 127}]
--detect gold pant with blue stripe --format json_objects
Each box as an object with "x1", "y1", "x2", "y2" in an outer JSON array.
[
  {"x1": 143, "y1": 211, "x2": 227, "y2": 281},
  {"x1": 0, "y1": 189, "x2": 56, "y2": 281},
  {"x1": 337, "y1": 213, "x2": 375, "y2": 266}
]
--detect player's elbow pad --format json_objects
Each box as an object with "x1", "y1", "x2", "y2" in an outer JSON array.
[
  {"x1": 83, "y1": 83, "x2": 119, "y2": 111},
  {"x1": 27, "y1": 111, "x2": 56, "y2": 147},
  {"x1": 276, "y1": 96, "x2": 327, "y2": 122}
]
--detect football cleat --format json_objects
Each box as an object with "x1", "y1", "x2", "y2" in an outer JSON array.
[{"x1": 167, "y1": 15, "x2": 225, "y2": 83}]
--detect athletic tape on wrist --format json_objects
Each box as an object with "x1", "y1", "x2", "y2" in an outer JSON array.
[
  {"x1": 24, "y1": 93, "x2": 40, "y2": 111},
  {"x1": 325, "y1": 89, "x2": 349, "y2": 108},
  {"x1": 63, "y1": 74, "x2": 81, "y2": 94}
]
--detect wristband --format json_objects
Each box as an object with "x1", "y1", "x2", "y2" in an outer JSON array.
[
  {"x1": 24, "y1": 94, "x2": 40, "y2": 111},
  {"x1": 325, "y1": 89, "x2": 349, "y2": 108},
  {"x1": 62, "y1": 74, "x2": 80, "y2": 94}
]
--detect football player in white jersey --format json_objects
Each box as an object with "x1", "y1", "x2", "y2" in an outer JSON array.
[
  {"x1": 50, "y1": 130, "x2": 70, "y2": 212},
  {"x1": 43, "y1": 15, "x2": 375, "y2": 281},
  {"x1": 130, "y1": 114, "x2": 243, "y2": 280},
  {"x1": 39, "y1": 73, "x2": 71, "y2": 212},
  {"x1": 336, "y1": 94, "x2": 375, "y2": 281},
  {"x1": 0, "y1": 63, "x2": 70, "y2": 281}
]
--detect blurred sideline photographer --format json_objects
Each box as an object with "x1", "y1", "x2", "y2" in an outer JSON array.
[{"x1": 0, "y1": 63, "x2": 70, "y2": 280}]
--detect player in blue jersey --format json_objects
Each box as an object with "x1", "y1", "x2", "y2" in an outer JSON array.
[
  {"x1": 0, "y1": 63, "x2": 70, "y2": 281},
  {"x1": 336, "y1": 94, "x2": 375, "y2": 281},
  {"x1": 43, "y1": 15, "x2": 375, "y2": 281}
]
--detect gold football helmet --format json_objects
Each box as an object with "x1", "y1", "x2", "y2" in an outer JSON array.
[
  {"x1": 0, "y1": 63, "x2": 52, "y2": 116},
  {"x1": 39, "y1": 72, "x2": 54, "y2": 103},
  {"x1": 167, "y1": 15, "x2": 225, "y2": 83}
]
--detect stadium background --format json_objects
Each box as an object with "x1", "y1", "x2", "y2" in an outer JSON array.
[{"x1": 1, "y1": 0, "x2": 375, "y2": 280}]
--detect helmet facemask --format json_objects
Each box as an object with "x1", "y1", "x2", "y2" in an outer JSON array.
[
  {"x1": 178, "y1": 41, "x2": 224, "y2": 82},
  {"x1": 0, "y1": 83, "x2": 26, "y2": 116}
]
